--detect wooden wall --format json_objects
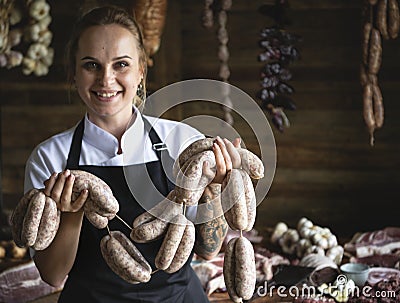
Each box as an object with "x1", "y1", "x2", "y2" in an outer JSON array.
[{"x1": 1, "y1": 0, "x2": 399, "y2": 239}]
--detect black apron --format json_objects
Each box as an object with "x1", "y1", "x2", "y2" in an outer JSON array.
[{"x1": 58, "y1": 118, "x2": 209, "y2": 303}]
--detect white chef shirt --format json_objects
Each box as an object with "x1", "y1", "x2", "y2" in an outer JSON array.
[{"x1": 24, "y1": 107, "x2": 204, "y2": 193}]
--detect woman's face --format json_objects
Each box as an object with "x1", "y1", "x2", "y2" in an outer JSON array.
[{"x1": 74, "y1": 24, "x2": 142, "y2": 123}]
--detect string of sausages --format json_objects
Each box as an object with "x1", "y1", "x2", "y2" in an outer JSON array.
[
  {"x1": 10, "y1": 137, "x2": 264, "y2": 299},
  {"x1": 361, "y1": 0, "x2": 399, "y2": 146}
]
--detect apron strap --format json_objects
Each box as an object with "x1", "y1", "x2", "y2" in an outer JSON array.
[
  {"x1": 66, "y1": 119, "x2": 84, "y2": 170},
  {"x1": 142, "y1": 117, "x2": 175, "y2": 192}
]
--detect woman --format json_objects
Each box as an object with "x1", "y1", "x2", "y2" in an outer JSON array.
[{"x1": 24, "y1": 5, "x2": 240, "y2": 303}]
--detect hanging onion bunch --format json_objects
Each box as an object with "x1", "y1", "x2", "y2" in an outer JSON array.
[
  {"x1": 0, "y1": 0, "x2": 54, "y2": 76},
  {"x1": 257, "y1": 26, "x2": 301, "y2": 132}
]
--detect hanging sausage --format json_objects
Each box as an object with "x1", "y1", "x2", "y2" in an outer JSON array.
[{"x1": 360, "y1": 0, "x2": 399, "y2": 146}]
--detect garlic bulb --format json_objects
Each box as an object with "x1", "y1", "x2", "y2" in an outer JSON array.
[{"x1": 29, "y1": 0, "x2": 50, "y2": 21}]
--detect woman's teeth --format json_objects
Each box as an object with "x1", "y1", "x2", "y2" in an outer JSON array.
[{"x1": 97, "y1": 92, "x2": 117, "y2": 98}]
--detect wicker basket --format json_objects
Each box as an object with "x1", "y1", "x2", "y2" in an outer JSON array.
[{"x1": 0, "y1": 0, "x2": 13, "y2": 54}]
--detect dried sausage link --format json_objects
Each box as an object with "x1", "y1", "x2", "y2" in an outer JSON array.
[
  {"x1": 155, "y1": 214, "x2": 187, "y2": 270},
  {"x1": 165, "y1": 220, "x2": 195, "y2": 273},
  {"x1": 100, "y1": 231, "x2": 151, "y2": 284},
  {"x1": 235, "y1": 236, "x2": 256, "y2": 300},
  {"x1": 33, "y1": 197, "x2": 60, "y2": 250},
  {"x1": 388, "y1": 0, "x2": 400, "y2": 39},
  {"x1": 236, "y1": 148, "x2": 264, "y2": 180},
  {"x1": 11, "y1": 189, "x2": 39, "y2": 247},
  {"x1": 222, "y1": 169, "x2": 248, "y2": 231},
  {"x1": 21, "y1": 191, "x2": 46, "y2": 247},
  {"x1": 223, "y1": 237, "x2": 242, "y2": 303},
  {"x1": 238, "y1": 169, "x2": 257, "y2": 232}
]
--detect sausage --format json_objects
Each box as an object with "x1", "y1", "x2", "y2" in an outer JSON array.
[
  {"x1": 377, "y1": 0, "x2": 389, "y2": 40},
  {"x1": 111, "y1": 231, "x2": 152, "y2": 277},
  {"x1": 235, "y1": 236, "x2": 256, "y2": 300},
  {"x1": 33, "y1": 196, "x2": 60, "y2": 250},
  {"x1": 71, "y1": 170, "x2": 119, "y2": 215},
  {"x1": 236, "y1": 148, "x2": 264, "y2": 179},
  {"x1": 131, "y1": 191, "x2": 181, "y2": 243},
  {"x1": 175, "y1": 150, "x2": 216, "y2": 205},
  {"x1": 388, "y1": 0, "x2": 400, "y2": 39},
  {"x1": 21, "y1": 191, "x2": 46, "y2": 247},
  {"x1": 363, "y1": 83, "x2": 376, "y2": 146},
  {"x1": 70, "y1": 170, "x2": 119, "y2": 228},
  {"x1": 368, "y1": 27, "x2": 383, "y2": 75},
  {"x1": 372, "y1": 83, "x2": 384, "y2": 128},
  {"x1": 360, "y1": 64, "x2": 369, "y2": 87},
  {"x1": 131, "y1": 217, "x2": 169, "y2": 243},
  {"x1": 164, "y1": 220, "x2": 195, "y2": 273},
  {"x1": 11, "y1": 188, "x2": 39, "y2": 247},
  {"x1": 238, "y1": 169, "x2": 256, "y2": 232},
  {"x1": 362, "y1": 22, "x2": 372, "y2": 67},
  {"x1": 100, "y1": 231, "x2": 151, "y2": 284},
  {"x1": 173, "y1": 137, "x2": 215, "y2": 177},
  {"x1": 85, "y1": 211, "x2": 109, "y2": 229},
  {"x1": 222, "y1": 169, "x2": 248, "y2": 231},
  {"x1": 223, "y1": 237, "x2": 243, "y2": 303},
  {"x1": 155, "y1": 213, "x2": 187, "y2": 270}
]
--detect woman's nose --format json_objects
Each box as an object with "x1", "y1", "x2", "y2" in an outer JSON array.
[{"x1": 98, "y1": 66, "x2": 115, "y2": 86}]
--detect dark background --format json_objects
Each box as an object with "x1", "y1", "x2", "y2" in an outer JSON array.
[{"x1": 1, "y1": 0, "x2": 399, "y2": 239}]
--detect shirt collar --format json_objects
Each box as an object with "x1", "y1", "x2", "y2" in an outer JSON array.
[{"x1": 82, "y1": 107, "x2": 146, "y2": 157}]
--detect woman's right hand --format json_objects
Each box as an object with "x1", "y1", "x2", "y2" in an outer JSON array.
[{"x1": 43, "y1": 169, "x2": 88, "y2": 212}]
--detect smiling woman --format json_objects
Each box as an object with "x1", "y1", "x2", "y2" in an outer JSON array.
[
  {"x1": 20, "y1": 5, "x2": 241, "y2": 303},
  {"x1": 74, "y1": 24, "x2": 143, "y2": 138}
]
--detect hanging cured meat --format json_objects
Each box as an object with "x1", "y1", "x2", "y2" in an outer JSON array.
[
  {"x1": 360, "y1": 0, "x2": 399, "y2": 146},
  {"x1": 131, "y1": 0, "x2": 168, "y2": 67}
]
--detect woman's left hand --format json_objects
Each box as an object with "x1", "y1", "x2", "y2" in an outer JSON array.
[{"x1": 204, "y1": 136, "x2": 241, "y2": 184}]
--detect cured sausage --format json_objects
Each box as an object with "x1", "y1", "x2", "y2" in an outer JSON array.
[
  {"x1": 131, "y1": 216, "x2": 169, "y2": 243},
  {"x1": 388, "y1": 0, "x2": 400, "y2": 39},
  {"x1": 372, "y1": 83, "x2": 384, "y2": 128},
  {"x1": 68, "y1": 170, "x2": 119, "y2": 228},
  {"x1": 164, "y1": 220, "x2": 195, "y2": 273},
  {"x1": 363, "y1": 83, "x2": 376, "y2": 146},
  {"x1": 11, "y1": 188, "x2": 39, "y2": 247},
  {"x1": 33, "y1": 196, "x2": 60, "y2": 250},
  {"x1": 222, "y1": 169, "x2": 248, "y2": 231},
  {"x1": 235, "y1": 236, "x2": 256, "y2": 300},
  {"x1": 362, "y1": 22, "x2": 372, "y2": 67},
  {"x1": 131, "y1": 191, "x2": 180, "y2": 243},
  {"x1": 155, "y1": 213, "x2": 187, "y2": 270},
  {"x1": 100, "y1": 231, "x2": 151, "y2": 284},
  {"x1": 238, "y1": 169, "x2": 256, "y2": 232},
  {"x1": 236, "y1": 148, "x2": 264, "y2": 179},
  {"x1": 21, "y1": 191, "x2": 46, "y2": 247},
  {"x1": 223, "y1": 237, "x2": 242, "y2": 303},
  {"x1": 173, "y1": 137, "x2": 215, "y2": 177},
  {"x1": 377, "y1": 0, "x2": 389, "y2": 40},
  {"x1": 368, "y1": 27, "x2": 383, "y2": 75},
  {"x1": 175, "y1": 150, "x2": 216, "y2": 205}
]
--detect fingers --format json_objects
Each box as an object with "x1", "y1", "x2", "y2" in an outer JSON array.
[
  {"x1": 43, "y1": 172, "x2": 58, "y2": 196},
  {"x1": 223, "y1": 138, "x2": 241, "y2": 169},
  {"x1": 232, "y1": 137, "x2": 241, "y2": 148},
  {"x1": 71, "y1": 189, "x2": 89, "y2": 212},
  {"x1": 212, "y1": 139, "x2": 230, "y2": 184},
  {"x1": 43, "y1": 170, "x2": 87, "y2": 212},
  {"x1": 47, "y1": 170, "x2": 71, "y2": 205}
]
